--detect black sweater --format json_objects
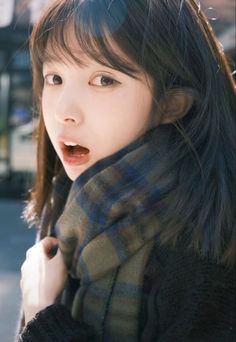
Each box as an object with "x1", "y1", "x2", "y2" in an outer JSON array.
[{"x1": 18, "y1": 239, "x2": 236, "y2": 342}]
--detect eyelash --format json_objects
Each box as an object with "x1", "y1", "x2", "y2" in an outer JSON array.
[
  {"x1": 43, "y1": 74, "x2": 120, "y2": 88},
  {"x1": 90, "y1": 75, "x2": 120, "y2": 87},
  {"x1": 44, "y1": 74, "x2": 62, "y2": 86}
]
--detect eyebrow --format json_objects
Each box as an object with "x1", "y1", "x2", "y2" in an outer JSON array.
[{"x1": 42, "y1": 50, "x2": 142, "y2": 80}]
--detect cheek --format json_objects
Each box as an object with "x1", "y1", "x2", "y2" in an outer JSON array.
[
  {"x1": 122, "y1": 86, "x2": 153, "y2": 127},
  {"x1": 42, "y1": 93, "x2": 54, "y2": 126},
  {"x1": 41, "y1": 93, "x2": 48, "y2": 121},
  {"x1": 90, "y1": 90, "x2": 153, "y2": 153},
  {"x1": 41, "y1": 97, "x2": 56, "y2": 146}
]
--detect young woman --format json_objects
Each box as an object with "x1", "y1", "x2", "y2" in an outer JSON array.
[{"x1": 17, "y1": 0, "x2": 235, "y2": 341}]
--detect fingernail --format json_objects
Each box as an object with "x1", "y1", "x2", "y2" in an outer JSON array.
[{"x1": 48, "y1": 245, "x2": 58, "y2": 258}]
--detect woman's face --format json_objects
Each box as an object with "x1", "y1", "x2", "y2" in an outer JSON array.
[{"x1": 42, "y1": 32, "x2": 156, "y2": 181}]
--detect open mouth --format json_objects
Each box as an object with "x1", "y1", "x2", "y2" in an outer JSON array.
[
  {"x1": 60, "y1": 141, "x2": 90, "y2": 166},
  {"x1": 62, "y1": 142, "x2": 90, "y2": 156}
]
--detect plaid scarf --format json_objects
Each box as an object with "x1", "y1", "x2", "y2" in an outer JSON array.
[{"x1": 55, "y1": 127, "x2": 168, "y2": 341}]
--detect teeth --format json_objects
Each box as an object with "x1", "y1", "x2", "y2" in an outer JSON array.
[{"x1": 64, "y1": 142, "x2": 78, "y2": 147}]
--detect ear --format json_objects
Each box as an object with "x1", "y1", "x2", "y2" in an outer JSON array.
[{"x1": 160, "y1": 88, "x2": 195, "y2": 124}]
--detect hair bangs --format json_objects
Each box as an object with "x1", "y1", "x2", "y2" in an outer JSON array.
[{"x1": 31, "y1": 0, "x2": 141, "y2": 79}]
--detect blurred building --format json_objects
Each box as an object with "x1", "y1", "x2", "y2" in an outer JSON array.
[
  {"x1": 0, "y1": 0, "x2": 37, "y2": 197},
  {"x1": 0, "y1": 0, "x2": 235, "y2": 198}
]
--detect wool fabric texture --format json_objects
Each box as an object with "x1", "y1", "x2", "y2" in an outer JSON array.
[
  {"x1": 55, "y1": 127, "x2": 166, "y2": 341},
  {"x1": 18, "y1": 243, "x2": 236, "y2": 341}
]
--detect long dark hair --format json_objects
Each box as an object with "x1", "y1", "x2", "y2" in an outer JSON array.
[{"x1": 26, "y1": 0, "x2": 235, "y2": 266}]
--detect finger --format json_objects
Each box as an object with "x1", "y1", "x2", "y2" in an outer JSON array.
[
  {"x1": 52, "y1": 248, "x2": 66, "y2": 268},
  {"x1": 26, "y1": 247, "x2": 33, "y2": 259},
  {"x1": 26, "y1": 240, "x2": 45, "y2": 259},
  {"x1": 48, "y1": 244, "x2": 58, "y2": 258},
  {"x1": 41, "y1": 237, "x2": 58, "y2": 257}
]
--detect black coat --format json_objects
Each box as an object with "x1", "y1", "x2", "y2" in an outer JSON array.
[{"x1": 18, "y1": 238, "x2": 235, "y2": 341}]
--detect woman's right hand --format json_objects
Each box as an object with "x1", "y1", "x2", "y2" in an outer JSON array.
[{"x1": 20, "y1": 237, "x2": 68, "y2": 325}]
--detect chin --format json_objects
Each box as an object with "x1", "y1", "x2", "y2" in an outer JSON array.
[
  {"x1": 63, "y1": 165, "x2": 87, "y2": 182},
  {"x1": 65, "y1": 170, "x2": 82, "y2": 181}
]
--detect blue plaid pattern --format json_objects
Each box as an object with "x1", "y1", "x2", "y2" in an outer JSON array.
[{"x1": 56, "y1": 127, "x2": 164, "y2": 341}]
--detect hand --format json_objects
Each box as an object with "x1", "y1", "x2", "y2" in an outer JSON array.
[{"x1": 20, "y1": 237, "x2": 68, "y2": 325}]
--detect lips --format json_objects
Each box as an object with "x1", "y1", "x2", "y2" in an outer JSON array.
[
  {"x1": 63, "y1": 143, "x2": 90, "y2": 156},
  {"x1": 59, "y1": 139, "x2": 90, "y2": 166}
]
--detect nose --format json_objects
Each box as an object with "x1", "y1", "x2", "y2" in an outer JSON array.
[{"x1": 54, "y1": 87, "x2": 83, "y2": 125}]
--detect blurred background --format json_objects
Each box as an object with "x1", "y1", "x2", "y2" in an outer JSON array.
[{"x1": 0, "y1": 0, "x2": 235, "y2": 341}]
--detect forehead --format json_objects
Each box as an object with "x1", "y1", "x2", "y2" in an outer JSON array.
[{"x1": 43, "y1": 23, "x2": 137, "y2": 72}]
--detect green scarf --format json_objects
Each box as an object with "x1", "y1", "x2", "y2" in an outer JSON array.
[{"x1": 55, "y1": 127, "x2": 167, "y2": 341}]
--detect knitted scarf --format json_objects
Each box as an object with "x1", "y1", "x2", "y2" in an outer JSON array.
[{"x1": 55, "y1": 127, "x2": 168, "y2": 342}]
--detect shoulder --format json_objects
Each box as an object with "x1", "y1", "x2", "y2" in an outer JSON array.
[
  {"x1": 140, "y1": 238, "x2": 235, "y2": 341},
  {"x1": 146, "y1": 236, "x2": 235, "y2": 280},
  {"x1": 144, "y1": 237, "x2": 235, "y2": 298}
]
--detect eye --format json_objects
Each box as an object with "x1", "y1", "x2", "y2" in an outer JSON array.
[
  {"x1": 90, "y1": 75, "x2": 120, "y2": 87},
  {"x1": 44, "y1": 74, "x2": 62, "y2": 86}
]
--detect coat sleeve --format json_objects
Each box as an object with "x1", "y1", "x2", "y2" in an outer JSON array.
[
  {"x1": 17, "y1": 304, "x2": 97, "y2": 342},
  {"x1": 140, "y1": 244, "x2": 236, "y2": 342}
]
